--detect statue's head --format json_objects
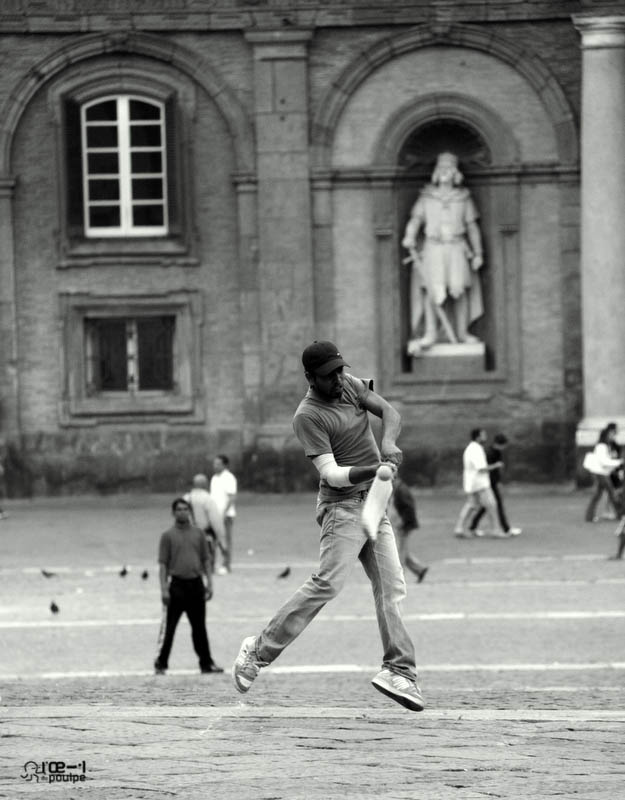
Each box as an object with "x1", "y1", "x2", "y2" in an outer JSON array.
[{"x1": 431, "y1": 152, "x2": 463, "y2": 186}]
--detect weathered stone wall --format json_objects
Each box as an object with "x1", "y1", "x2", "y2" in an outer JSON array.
[{"x1": 0, "y1": 4, "x2": 584, "y2": 494}]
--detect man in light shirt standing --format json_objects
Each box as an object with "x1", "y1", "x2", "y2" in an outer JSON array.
[
  {"x1": 184, "y1": 474, "x2": 225, "y2": 573},
  {"x1": 454, "y1": 428, "x2": 507, "y2": 539},
  {"x1": 210, "y1": 454, "x2": 237, "y2": 574}
]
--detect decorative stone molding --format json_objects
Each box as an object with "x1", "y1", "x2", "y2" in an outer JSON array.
[
  {"x1": 312, "y1": 23, "x2": 578, "y2": 169},
  {"x1": 372, "y1": 93, "x2": 521, "y2": 168},
  {"x1": 0, "y1": 177, "x2": 16, "y2": 198},
  {"x1": 0, "y1": 30, "x2": 254, "y2": 175},
  {"x1": 573, "y1": 15, "x2": 625, "y2": 49}
]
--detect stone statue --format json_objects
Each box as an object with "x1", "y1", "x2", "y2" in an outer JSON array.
[{"x1": 402, "y1": 152, "x2": 484, "y2": 354}]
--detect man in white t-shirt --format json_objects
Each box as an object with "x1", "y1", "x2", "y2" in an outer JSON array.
[
  {"x1": 454, "y1": 428, "x2": 506, "y2": 538},
  {"x1": 210, "y1": 455, "x2": 237, "y2": 574}
]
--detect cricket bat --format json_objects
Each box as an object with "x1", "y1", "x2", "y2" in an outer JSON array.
[{"x1": 361, "y1": 464, "x2": 394, "y2": 541}]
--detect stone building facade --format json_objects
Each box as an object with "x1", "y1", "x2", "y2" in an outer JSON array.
[{"x1": 0, "y1": 1, "x2": 622, "y2": 494}]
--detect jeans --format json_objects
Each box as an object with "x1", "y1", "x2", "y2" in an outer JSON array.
[{"x1": 255, "y1": 495, "x2": 417, "y2": 680}]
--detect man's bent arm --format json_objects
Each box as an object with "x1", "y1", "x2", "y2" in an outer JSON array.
[
  {"x1": 361, "y1": 391, "x2": 403, "y2": 465},
  {"x1": 313, "y1": 454, "x2": 394, "y2": 488}
]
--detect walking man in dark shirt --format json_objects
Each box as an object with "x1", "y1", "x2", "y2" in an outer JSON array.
[{"x1": 154, "y1": 497, "x2": 223, "y2": 675}]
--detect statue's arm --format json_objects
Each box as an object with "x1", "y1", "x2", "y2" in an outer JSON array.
[
  {"x1": 466, "y1": 219, "x2": 483, "y2": 270},
  {"x1": 464, "y1": 196, "x2": 483, "y2": 269},
  {"x1": 401, "y1": 200, "x2": 423, "y2": 249}
]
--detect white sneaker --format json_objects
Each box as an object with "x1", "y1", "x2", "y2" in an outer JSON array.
[
  {"x1": 507, "y1": 527, "x2": 522, "y2": 536},
  {"x1": 371, "y1": 668, "x2": 425, "y2": 712},
  {"x1": 216, "y1": 566, "x2": 230, "y2": 575},
  {"x1": 232, "y1": 636, "x2": 264, "y2": 694}
]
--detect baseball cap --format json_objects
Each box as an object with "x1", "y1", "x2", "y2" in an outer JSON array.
[{"x1": 302, "y1": 341, "x2": 350, "y2": 376}]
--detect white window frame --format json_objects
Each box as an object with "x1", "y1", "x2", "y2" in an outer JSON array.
[{"x1": 81, "y1": 94, "x2": 168, "y2": 238}]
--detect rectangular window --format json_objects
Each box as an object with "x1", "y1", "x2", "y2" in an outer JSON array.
[
  {"x1": 85, "y1": 315, "x2": 175, "y2": 396},
  {"x1": 60, "y1": 292, "x2": 202, "y2": 421},
  {"x1": 81, "y1": 96, "x2": 168, "y2": 237}
]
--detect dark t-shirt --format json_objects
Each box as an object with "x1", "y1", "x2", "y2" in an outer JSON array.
[
  {"x1": 486, "y1": 446, "x2": 503, "y2": 486},
  {"x1": 158, "y1": 523, "x2": 209, "y2": 579},
  {"x1": 292, "y1": 373, "x2": 381, "y2": 501}
]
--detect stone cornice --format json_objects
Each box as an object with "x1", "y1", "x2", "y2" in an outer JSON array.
[
  {"x1": 0, "y1": 1, "x2": 588, "y2": 33},
  {"x1": 0, "y1": 177, "x2": 16, "y2": 198},
  {"x1": 573, "y1": 14, "x2": 625, "y2": 48}
]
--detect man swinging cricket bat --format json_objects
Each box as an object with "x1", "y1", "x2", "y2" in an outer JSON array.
[{"x1": 232, "y1": 341, "x2": 425, "y2": 712}]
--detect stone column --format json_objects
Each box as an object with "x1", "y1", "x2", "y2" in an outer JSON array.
[
  {"x1": 233, "y1": 172, "x2": 262, "y2": 441},
  {"x1": 245, "y1": 30, "x2": 315, "y2": 423},
  {"x1": 0, "y1": 177, "x2": 20, "y2": 440},
  {"x1": 573, "y1": 15, "x2": 625, "y2": 448}
]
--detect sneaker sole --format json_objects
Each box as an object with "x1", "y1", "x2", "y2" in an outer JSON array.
[
  {"x1": 232, "y1": 667, "x2": 251, "y2": 693},
  {"x1": 371, "y1": 677, "x2": 425, "y2": 712}
]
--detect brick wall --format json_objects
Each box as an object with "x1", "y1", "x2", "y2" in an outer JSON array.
[{"x1": 0, "y1": 8, "x2": 583, "y2": 494}]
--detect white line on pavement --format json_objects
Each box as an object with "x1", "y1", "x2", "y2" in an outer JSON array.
[
  {"x1": 3, "y1": 553, "x2": 618, "y2": 575},
  {"x1": 2, "y1": 662, "x2": 625, "y2": 681},
  {"x1": 1, "y1": 705, "x2": 623, "y2": 722},
  {"x1": 2, "y1": 609, "x2": 624, "y2": 628}
]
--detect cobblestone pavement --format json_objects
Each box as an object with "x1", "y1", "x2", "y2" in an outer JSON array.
[{"x1": 1, "y1": 488, "x2": 624, "y2": 798}]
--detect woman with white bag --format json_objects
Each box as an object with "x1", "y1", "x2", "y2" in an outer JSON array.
[{"x1": 584, "y1": 425, "x2": 623, "y2": 522}]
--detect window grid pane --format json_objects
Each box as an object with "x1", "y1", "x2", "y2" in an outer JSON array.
[
  {"x1": 83, "y1": 95, "x2": 168, "y2": 237},
  {"x1": 84, "y1": 315, "x2": 176, "y2": 395},
  {"x1": 85, "y1": 318, "x2": 128, "y2": 391}
]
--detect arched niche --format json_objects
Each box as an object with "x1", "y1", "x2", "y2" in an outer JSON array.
[{"x1": 368, "y1": 95, "x2": 522, "y2": 382}]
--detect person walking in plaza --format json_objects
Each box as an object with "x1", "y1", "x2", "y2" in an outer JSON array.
[
  {"x1": 468, "y1": 433, "x2": 521, "y2": 537},
  {"x1": 584, "y1": 425, "x2": 623, "y2": 523},
  {"x1": 454, "y1": 428, "x2": 508, "y2": 538},
  {"x1": 210, "y1": 454, "x2": 237, "y2": 575},
  {"x1": 232, "y1": 340, "x2": 424, "y2": 712},
  {"x1": 154, "y1": 497, "x2": 223, "y2": 675},
  {"x1": 390, "y1": 476, "x2": 429, "y2": 583},
  {"x1": 184, "y1": 474, "x2": 225, "y2": 574}
]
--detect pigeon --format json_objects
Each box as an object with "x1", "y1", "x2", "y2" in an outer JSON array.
[
  {"x1": 41, "y1": 569, "x2": 57, "y2": 578},
  {"x1": 141, "y1": 569, "x2": 149, "y2": 580},
  {"x1": 276, "y1": 566, "x2": 291, "y2": 579},
  {"x1": 50, "y1": 601, "x2": 59, "y2": 614},
  {"x1": 119, "y1": 566, "x2": 128, "y2": 577}
]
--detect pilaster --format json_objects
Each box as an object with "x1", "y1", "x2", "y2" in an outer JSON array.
[
  {"x1": 0, "y1": 177, "x2": 19, "y2": 440},
  {"x1": 573, "y1": 15, "x2": 625, "y2": 449},
  {"x1": 245, "y1": 29, "x2": 315, "y2": 421}
]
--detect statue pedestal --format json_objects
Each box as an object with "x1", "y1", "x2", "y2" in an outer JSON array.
[{"x1": 409, "y1": 341, "x2": 486, "y2": 380}]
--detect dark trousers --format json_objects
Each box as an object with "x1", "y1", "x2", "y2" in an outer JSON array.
[
  {"x1": 155, "y1": 576, "x2": 213, "y2": 670},
  {"x1": 585, "y1": 475, "x2": 621, "y2": 521},
  {"x1": 470, "y1": 483, "x2": 510, "y2": 532}
]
